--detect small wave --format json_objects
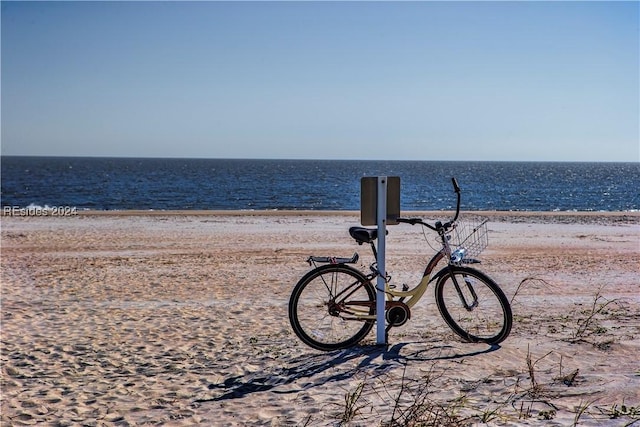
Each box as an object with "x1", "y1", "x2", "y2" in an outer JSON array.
[{"x1": 26, "y1": 203, "x2": 53, "y2": 210}]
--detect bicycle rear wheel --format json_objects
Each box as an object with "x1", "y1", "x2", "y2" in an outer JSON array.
[
  {"x1": 289, "y1": 264, "x2": 375, "y2": 351},
  {"x1": 435, "y1": 266, "x2": 512, "y2": 344}
]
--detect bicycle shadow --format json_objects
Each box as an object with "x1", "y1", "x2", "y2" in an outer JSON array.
[
  {"x1": 384, "y1": 340, "x2": 501, "y2": 363},
  {"x1": 199, "y1": 345, "x2": 388, "y2": 402},
  {"x1": 201, "y1": 341, "x2": 499, "y2": 403}
]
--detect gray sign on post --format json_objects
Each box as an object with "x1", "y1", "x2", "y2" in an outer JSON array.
[{"x1": 360, "y1": 176, "x2": 401, "y2": 226}]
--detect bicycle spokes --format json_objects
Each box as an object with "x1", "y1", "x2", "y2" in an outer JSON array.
[
  {"x1": 314, "y1": 268, "x2": 375, "y2": 320},
  {"x1": 451, "y1": 273, "x2": 479, "y2": 311},
  {"x1": 321, "y1": 271, "x2": 362, "y2": 300}
]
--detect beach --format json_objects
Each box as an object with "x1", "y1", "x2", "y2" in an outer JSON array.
[{"x1": 1, "y1": 211, "x2": 639, "y2": 426}]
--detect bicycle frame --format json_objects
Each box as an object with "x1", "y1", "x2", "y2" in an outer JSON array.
[
  {"x1": 327, "y1": 243, "x2": 451, "y2": 322},
  {"x1": 386, "y1": 248, "x2": 448, "y2": 304}
]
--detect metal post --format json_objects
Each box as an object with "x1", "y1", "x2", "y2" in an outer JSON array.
[{"x1": 376, "y1": 176, "x2": 387, "y2": 346}]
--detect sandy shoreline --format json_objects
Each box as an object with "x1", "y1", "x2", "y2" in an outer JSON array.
[
  {"x1": 1, "y1": 212, "x2": 639, "y2": 425},
  {"x1": 5, "y1": 208, "x2": 636, "y2": 217}
]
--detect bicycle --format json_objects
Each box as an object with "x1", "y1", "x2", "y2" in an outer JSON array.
[{"x1": 288, "y1": 178, "x2": 513, "y2": 351}]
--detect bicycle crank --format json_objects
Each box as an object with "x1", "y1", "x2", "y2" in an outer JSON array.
[{"x1": 385, "y1": 301, "x2": 411, "y2": 327}]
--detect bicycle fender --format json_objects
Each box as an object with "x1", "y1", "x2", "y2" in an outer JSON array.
[
  {"x1": 433, "y1": 265, "x2": 493, "y2": 285},
  {"x1": 430, "y1": 266, "x2": 451, "y2": 284}
]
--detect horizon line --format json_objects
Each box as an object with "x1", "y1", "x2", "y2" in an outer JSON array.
[{"x1": 1, "y1": 154, "x2": 638, "y2": 164}]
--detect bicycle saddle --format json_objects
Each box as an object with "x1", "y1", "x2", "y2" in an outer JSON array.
[{"x1": 349, "y1": 226, "x2": 378, "y2": 244}]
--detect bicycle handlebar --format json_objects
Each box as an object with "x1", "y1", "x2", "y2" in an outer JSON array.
[
  {"x1": 397, "y1": 177, "x2": 462, "y2": 232},
  {"x1": 448, "y1": 177, "x2": 461, "y2": 226},
  {"x1": 451, "y1": 177, "x2": 460, "y2": 193}
]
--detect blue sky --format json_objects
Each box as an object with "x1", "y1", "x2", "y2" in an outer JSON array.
[{"x1": 1, "y1": 1, "x2": 638, "y2": 161}]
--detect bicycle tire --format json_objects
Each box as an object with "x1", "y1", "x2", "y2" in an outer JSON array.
[
  {"x1": 289, "y1": 264, "x2": 375, "y2": 351},
  {"x1": 435, "y1": 266, "x2": 512, "y2": 344}
]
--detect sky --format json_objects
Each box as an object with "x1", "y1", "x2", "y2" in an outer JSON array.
[{"x1": 1, "y1": 1, "x2": 638, "y2": 162}]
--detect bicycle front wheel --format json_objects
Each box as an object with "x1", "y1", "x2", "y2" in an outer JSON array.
[
  {"x1": 435, "y1": 266, "x2": 512, "y2": 345},
  {"x1": 289, "y1": 264, "x2": 375, "y2": 351}
]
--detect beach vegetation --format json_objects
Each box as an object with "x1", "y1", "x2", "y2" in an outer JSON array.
[
  {"x1": 525, "y1": 344, "x2": 552, "y2": 397},
  {"x1": 601, "y1": 403, "x2": 640, "y2": 419},
  {"x1": 338, "y1": 379, "x2": 370, "y2": 425},
  {"x1": 538, "y1": 409, "x2": 556, "y2": 420},
  {"x1": 572, "y1": 399, "x2": 595, "y2": 426},
  {"x1": 567, "y1": 287, "x2": 624, "y2": 351},
  {"x1": 509, "y1": 276, "x2": 551, "y2": 306}
]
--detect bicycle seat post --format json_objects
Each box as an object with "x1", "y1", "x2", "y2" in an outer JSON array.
[{"x1": 369, "y1": 241, "x2": 378, "y2": 260}]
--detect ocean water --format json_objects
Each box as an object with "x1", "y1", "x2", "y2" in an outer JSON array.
[{"x1": 1, "y1": 157, "x2": 639, "y2": 212}]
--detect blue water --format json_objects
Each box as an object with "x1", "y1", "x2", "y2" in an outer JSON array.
[{"x1": 1, "y1": 157, "x2": 639, "y2": 212}]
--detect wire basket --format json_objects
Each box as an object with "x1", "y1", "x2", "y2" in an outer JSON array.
[{"x1": 448, "y1": 216, "x2": 489, "y2": 259}]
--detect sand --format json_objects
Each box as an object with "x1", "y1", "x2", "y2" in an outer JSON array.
[{"x1": 1, "y1": 211, "x2": 639, "y2": 426}]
